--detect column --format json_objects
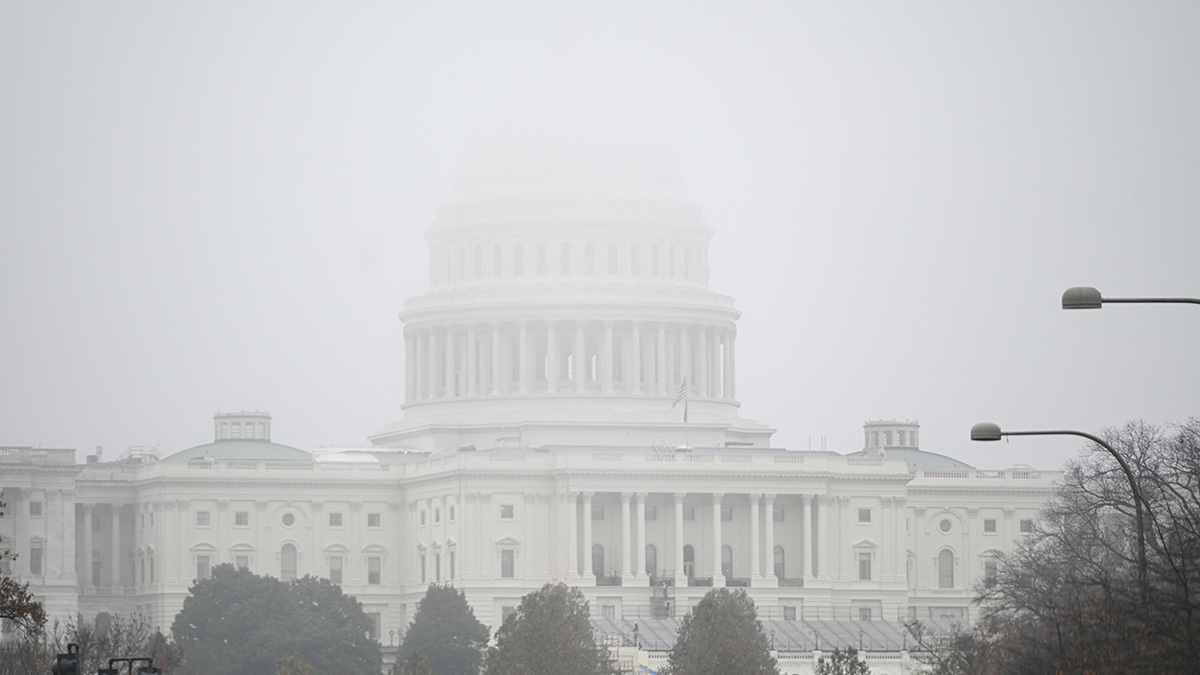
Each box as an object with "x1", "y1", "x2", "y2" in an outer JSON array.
[
  {"x1": 415, "y1": 331, "x2": 427, "y2": 400},
  {"x1": 620, "y1": 493, "x2": 632, "y2": 580},
  {"x1": 679, "y1": 326, "x2": 689, "y2": 387},
  {"x1": 727, "y1": 332, "x2": 737, "y2": 399},
  {"x1": 631, "y1": 324, "x2": 641, "y2": 393},
  {"x1": 405, "y1": 331, "x2": 417, "y2": 402},
  {"x1": 896, "y1": 498, "x2": 908, "y2": 587},
  {"x1": 763, "y1": 494, "x2": 776, "y2": 585},
  {"x1": 565, "y1": 493, "x2": 579, "y2": 578},
  {"x1": 915, "y1": 507, "x2": 928, "y2": 589},
  {"x1": 817, "y1": 495, "x2": 829, "y2": 580},
  {"x1": 635, "y1": 493, "x2": 647, "y2": 579},
  {"x1": 966, "y1": 506, "x2": 979, "y2": 585},
  {"x1": 581, "y1": 492, "x2": 594, "y2": 578},
  {"x1": 710, "y1": 330, "x2": 721, "y2": 398},
  {"x1": 445, "y1": 329, "x2": 458, "y2": 396},
  {"x1": 547, "y1": 324, "x2": 559, "y2": 392},
  {"x1": 111, "y1": 505, "x2": 121, "y2": 587},
  {"x1": 656, "y1": 325, "x2": 667, "y2": 394},
  {"x1": 467, "y1": 326, "x2": 478, "y2": 396},
  {"x1": 574, "y1": 323, "x2": 585, "y2": 393},
  {"x1": 46, "y1": 489, "x2": 61, "y2": 578},
  {"x1": 82, "y1": 503, "x2": 94, "y2": 585},
  {"x1": 749, "y1": 494, "x2": 761, "y2": 582},
  {"x1": 711, "y1": 494, "x2": 724, "y2": 586},
  {"x1": 427, "y1": 330, "x2": 439, "y2": 398},
  {"x1": 491, "y1": 326, "x2": 502, "y2": 394},
  {"x1": 519, "y1": 325, "x2": 530, "y2": 394},
  {"x1": 602, "y1": 322, "x2": 614, "y2": 393},
  {"x1": 674, "y1": 493, "x2": 687, "y2": 586},
  {"x1": 801, "y1": 495, "x2": 813, "y2": 579},
  {"x1": 61, "y1": 490, "x2": 76, "y2": 583},
  {"x1": 697, "y1": 329, "x2": 708, "y2": 396}
]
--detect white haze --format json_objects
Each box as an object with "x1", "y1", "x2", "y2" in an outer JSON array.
[{"x1": 2, "y1": 2, "x2": 1198, "y2": 470}]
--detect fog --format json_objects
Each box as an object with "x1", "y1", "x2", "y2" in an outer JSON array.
[{"x1": 2, "y1": 2, "x2": 1197, "y2": 470}]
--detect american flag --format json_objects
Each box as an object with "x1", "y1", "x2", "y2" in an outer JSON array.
[{"x1": 671, "y1": 378, "x2": 688, "y2": 422}]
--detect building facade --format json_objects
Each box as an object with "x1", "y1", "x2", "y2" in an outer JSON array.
[{"x1": 2, "y1": 136, "x2": 1059, "y2": 671}]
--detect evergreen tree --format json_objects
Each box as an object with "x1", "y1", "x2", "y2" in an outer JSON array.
[
  {"x1": 664, "y1": 588, "x2": 778, "y2": 675},
  {"x1": 398, "y1": 584, "x2": 489, "y2": 675},
  {"x1": 482, "y1": 583, "x2": 612, "y2": 675},
  {"x1": 400, "y1": 652, "x2": 437, "y2": 675},
  {"x1": 815, "y1": 647, "x2": 871, "y2": 675}
]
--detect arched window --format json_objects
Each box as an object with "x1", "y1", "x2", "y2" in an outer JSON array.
[
  {"x1": 281, "y1": 544, "x2": 297, "y2": 581},
  {"x1": 721, "y1": 544, "x2": 733, "y2": 578},
  {"x1": 513, "y1": 243, "x2": 524, "y2": 276},
  {"x1": 668, "y1": 244, "x2": 677, "y2": 277},
  {"x1": 650, "y1": 244, "x2": 660, "y2": 276},
  {"x1": 561, "y1": 242, "x2": 571, "y2": 274},
  {"x1": 585, "y1": 242, "x2": 596, "y2": 274},
  {"x1": 683, "y1": 545, "x2": 695, "y2": 580},
  {"x1": 773, "y1": 545, "x2": 785, "y2": 580},
  {"x1": 492, "y1": 244, "x2": 503, "y2": 277},
  {"x1": 938, "y1": 549, "x2": 955, "y2": 589},
  {"x1": 645, "y1": 544, "x2": 658, "y2": 578},
  {"x1": 536, "y1": 242, "x2": 547, "y2": 275},
  {"x1": 592, "y1": 544, "x2": 605, "y2": 578},
  {"x1": 457, "y1": 247, "x2": 466, "y2": 281},
  {"x1": 474, "y1": 245, "x2": 482, "y2": 279},
  {"x1": 607, "y1": 242, "x2": 619, "y2": 274}
]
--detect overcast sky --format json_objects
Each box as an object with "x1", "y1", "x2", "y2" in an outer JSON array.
[{"x1": 2, "y1": 2, "x2": 1197, "y2": 470}]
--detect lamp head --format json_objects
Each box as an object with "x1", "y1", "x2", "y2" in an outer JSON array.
[
  {"x1": 970, "y1": 422, "x2": 1003, "y2": 442},
  {"x1": 1062, "y1": 286, "x2": 1102, "y2": 310}
]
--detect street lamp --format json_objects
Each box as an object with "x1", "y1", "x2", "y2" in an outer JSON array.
[
  {"x1": 970, "y1": 422, "x2": 1148, "y2": 603},
  {"x1": 1062, "y1": 286, "x2": 1200, "y2": 310}
]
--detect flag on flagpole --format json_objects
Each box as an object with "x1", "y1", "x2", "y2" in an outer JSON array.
[{"x1": 671, "y1": 378, "x2": 688, "y2": 423}]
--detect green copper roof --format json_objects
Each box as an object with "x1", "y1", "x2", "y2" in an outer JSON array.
[{"x1": 165, "y1": 439, "x2": 311, "y2": 462}]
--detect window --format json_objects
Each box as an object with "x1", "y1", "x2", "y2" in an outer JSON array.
[
  {"x1": 329, "y1": 513, "x2": 343, "y2": 527},
  {"x1": 368, "y1": 556, "x2": 381, "y2": 584},
  {"x1": 721, "y1": 545, "x2": 733, "y2": 578},
  {"x1": 501, "y1": 606, "x2": 516, "y2": 624},
  {"x1": 196, "y1": 511, "x2": 211, "y2": 527},
  {"x1": 513, "y1": 243, "x2": 524, "y2": 275},
  {"x1": 783, "y1": 606, "x2": 797, "y2": 620},
  {"x1": 449, "y1": 506, "x2": 456, "y2": 522},
  {"x1": 281, "y1": 544, "x2": 297, "y2": 581},
  {"x1": 141, "y1": 513, "x2": 145, "y2": 529},
  {"x1": 859, "y1": 607, "x2": 873, "y2": 621},
  {"x1": 630, "y1": 243, "x2": 640, "y2": 275},
  {"x1": 536, "y1": 242, "x2": 547, "y2": 275},
  {"x1": 420, "y1": 554, "x2": 426, "y2": 583},
  {"x1": 938, "y1": 550, "x2": 954, "y2": 589},
  {"x1": 197, "y1": 555, "x2": 211, "y2": 580},
  {"x1": 939, "y1": 519, "x2": 952, "y2": 533},
  {"x1": 774, "y1": 546, "x2": 785, "y2": 580},
  {"x1": 149, "y1": 557, "x2": 154, "y2": 581},
  {"x1": 645, "y1": 545, "x2": 658, "y2": 577},
  {"x1": 858, "y1": 508, "x2": 872, "y2": 523},
  {"x1": 435, "y1": 553, "x2": 441, "y2": 582},
  {"x1": 449, "y1": 550, "x2": 456, "y2": 579},
  {"x1": 984, "y1": 560, "x2": 998, "y2": 586},
  {"x1": 29, "y1": 501, "x2": 42, "y2": 517},
  {"x1": 592, "y1": 544, "x2": 606, "y2": 577},
  {"x1": 773, "y1": 506, "x2": 785, "y2": 522},
  {"x1": 500, "y1": 504, "x2": 514, "y2": 519},
  {"x1": 592, "y1": 505, "x2": 605, "y2": 520},
  {"x1": 368, "y1": 612, "x2": 380, "y2": 641},
  {"x1": 1020, "y1": 519, "x2": 1034, "y2": 534},
  {"x1": 434, "y1": 509, "x2": 440, "y2": 524},
  {"x1": 236, "y1": 555, "x2": 250, "y2": 571},
  {"x1": 721, "y1": 506, "x2": 733, "y2": 522},
  {"x1": 367, "y1": 513, "x2": 381, "y2": 528},
  {"x1": 282, "y1": 513, "x2": 295, "y2": 527},
  {"x1": 235, "y1": 511, "x2": 249, "y2": 527},
  {"x1": 683, "y1": 506, "x2": 695, "y2": 521},
  {"x1": 420, "y1": 511, "x2": 426, "y2": 525},
  {"x1": 330, "y1": 556, "x2": 343, "y2": 584},
  {"x1": 501, "y1": 550, "x2": 515, "y2": 578},
  {"x1": 602, "y1": 605, "x2": 616, "y2": 620},
  {"x1": 858, "y1": 552, "x2": 872, "y2": 581},
  {"x1": 585, "y1": 242, "x2": 596, "y2": 274},
  {"x1": 607, "y1": 242, "x2": 619, "y2": 275},
  {"x1": 150, "y1": 513, "x2": 154, "y2": 527},
  {"x1": 30, "y1": 547, "x2": 43, "y2": 575},
  {"x1": 683, "y1": 545, "x2": 695, "y2": 580},
  {"x1": 560, "y1": 242, "x2": 571, "y2": 274},
  {"x1": 983, "y1": 518, "x2": 997, "y2": 533},
  {"x1": 651, "y1": 244, "x2": 660, "y2": 276},
  {"x1": 645, "y1": 505, "x2": 658, "y2": 521}
]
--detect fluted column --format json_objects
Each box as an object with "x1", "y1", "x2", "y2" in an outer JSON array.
[
  {"x1": 656, "y1": 325, "x2": 667, "y2": 394},
  {"x1": 574, "y1": 323, "x2": 586, "y2": 393},
  {"x1": 817, "y1": 495, "x2": 829, "y2": 579},
  {"x1": 763, "y1": 494, "x2": 777, "y2": 585},
  {"x1": 466, "y1": 326, "x2": 478, "y2": 395},
  {"x1": 727, "y1": 332, "x2": 737, "y2": 399},
  {"x1": 111, "y1": 505, "x2": 121, "y2": 586},
  {"x1": 491, "y1": 326, "x2": 502, "y2": 394},
  {"x1": 547, "y1": 324, "x2": 559, "y2": 392},
  {"x1": 405, "y1": 331, "x2": 417, "y2": 402},
  {"x1": 566, "y1": 492, "x2": 579, "y2": 578},
  {"x1": 750, "y1": 494, "x2": 761, "y2": 582},
  {"x1": 697, "y1": 329, "x2": 708, "y2": 396},
  {"x1": 427, "y1": 330, "x2": 440, "y2": 398},
  {"x1": 620, "y1": 493, "x2": 632, "y2": 579},
  {"x1": 82, "y1": 503, "x2": 94, "y2": 585},
  {"x1": 444, "y1": 328, "x2": 456, "y2": 397},
  {"x1": 519, "y1": 325, "x2": 530, "y2": 393},
  {"x1": 712, "y1": 494, "x2": 725, "y2": 586},
  {"x1": 635, "y1": 493, "x2": 647, "y2": 578},
  {"x1": 674, "y1": 493, "x2": 687, "y2": 586},
  {"x1": 631, "y1": 324, "x2": 642, "y2": 393},
  {"x1": 602, "y1": 322, "x2": 614, "y2": 393},
  {"x1": 801, "y1": 495, "x2": 813, "y2": 579},
  {"x1": 581, "y1": 492, "x2": 594, "y2": 577}
]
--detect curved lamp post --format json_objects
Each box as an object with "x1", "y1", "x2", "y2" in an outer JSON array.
[
  {"x1": 1062, "y1": 286, "x2": 1200, "y2": 310},
  {"x1": 970, "y1": 422, "x2": 1148, "y2": 604}
]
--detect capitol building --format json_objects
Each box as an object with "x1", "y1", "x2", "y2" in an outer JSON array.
[{"x1": 2, "y1": 135, "x2": 1059, "y2": 672}]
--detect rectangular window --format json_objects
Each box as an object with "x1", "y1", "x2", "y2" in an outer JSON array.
[
  {"x1": 368, "y1": 557, "x2": 381, "y2": 585},
  {"x1": 368, "y1": 612, "x2": 380, "y2": 641},
  {"x1": 683, "y1": 506, "x2": 695, "y2": 521},
  {"x1": 329, "y1": 513, "x2": 343, "y2": 527},
  {"x1": 235, "y1": 511, "x2": 249, "y2": 527},
  {"x1": 235, "y1": 555, "x2": 249, "y2": 571},
  {"x1": 783, "y1": 606, "x2": 797, "y2": 620},
  {"x1": 602, "y1": 605, "x2": 616, "y2": 620},
  {"x1": 983, "y1": 519, "x2": 997, "y2": 533},
  {"x1": 196, "y1": 511, "x2": 211, "y2": 527},
  {"x1": 858, "y1": 552, "x2": 871, "y2": 581},
  {"x1": 501, "y1": 606, "x2": 516, "y2": 624},
  {"x1": 434, "y1": 509, "x2": 440, "y2": 524},
  {"x1": 330, "y1": 556, "x2": 343, "y2": 584},
  {"x1": 592, "y1": 505, "x2": 605, "y2": 520},
  {"x1": 501, "y1": 550, "x2": 515, "y2": 578},
  {"x1": 500, "y1": 504, "x2": 515, "y2": 519},
  {"x1": 420, "y1": 511, "x2": 426, "y2": 526},
  {"x1": 435, "y1": 553, "x2": 441, "y2": 582},
  {"x1": 1020, "y1": 519, "x2": 1034, "y2": 534},
  {"x1": 449, "y1": 551, "x2": 456, "y2": 579},
  {"x1": 420, "y1": 554, "x2": 426, "y2": 584},
  {"x1": 368, "y1": 513, "x2": 381, "y2": 528},
  {"x1": 449, "y1": 506, "x2": 456, "y2": 522},
  {"x1": 984, "y1": 561, "x2": 998, "y2": 585},
  {"x1": 149, "y1": 557, "x2": 154, "y2": 581},
  {"x1": 773, "y1": 506, "x2": 785, "y2": 522},
  {"x1": 150, "y1": 513, "x2": 154, "y2": 528},
  {"x1": 721, "y1": 506, "x2": 733, "y2": 522},
  {"x1": 30, "y1": 547, "x2": 43, "y2": 575},
  {"x1": 859, "y1": 607, "x2": 873, "y2": 621},
  {"x1": 141, "y1": 513, "x2": 145, "y2": 529},
  {"x1": 645, "y1": 505, "x2": 657, "y2": 520},
  {"x1": 29, "y1": 501, "x2": 42, "y2": 517},
  {"x1": 197, "y1": 555, "x2": 211, "y2": 580},
  {"x1": 858, "y1": 508, "x2": 872, "y2": 523}
]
